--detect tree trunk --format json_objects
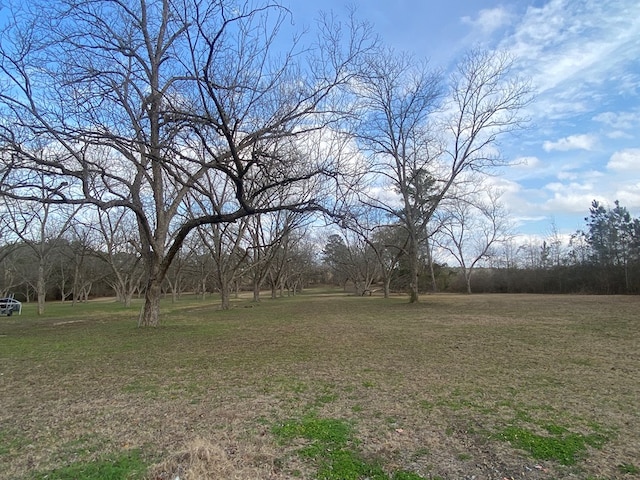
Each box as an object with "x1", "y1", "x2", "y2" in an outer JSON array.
[
  {"x1": 383, "y1": 275, "x2": 391, "y2": 298},
  {"x1": 220, "y1": 283, "x2": 230, "y2": 310},
  {"x1": 253, "y1": 278, "x2": 261, "y2": 302},
  {"x1": 407, "y1": 235, "x2": 419, "y2": 303},
  {"x1": 37, "y1": 261, "x2": 46, "y2": 315},
  {"x1": 140, "y1": 275, "x2": 162, "y2": 327},
  {"x1": 426, "y1": 239, "x2": 438, "y2": 292}
]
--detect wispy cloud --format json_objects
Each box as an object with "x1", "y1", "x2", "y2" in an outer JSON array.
[
  {"x1": 461, "y1": 7, "x2": 513, "y2": 35},
  {"x1": 543, "y1": 134, "x2": 597, "y2": 152},
  {"x1": 499, "y1": 0, "x2": 640, "y2": 119},
  {"x1": 593, "y1": 110, "x2": 640, "y2": 138}
]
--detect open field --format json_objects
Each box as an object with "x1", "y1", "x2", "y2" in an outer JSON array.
[{"x1": 1, "y1": 291, "x2": 638, "y2": 479}]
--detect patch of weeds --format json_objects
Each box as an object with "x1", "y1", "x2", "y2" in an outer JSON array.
[
  {"x1": 122, "y1": 379, "x2": 159, "y2": 398},
  {"x1": 514, "y1": 409, "x2": 533, "y2": 423},
  {"x1": 31, "y1": 449, "x2": 147, "y2": 480},
  {"x1": 410, "y1": 447, "x2": 430, "y2": 460},
  {"x1": 317, "y1": 449, "x2": 387, "y2": 480},
  {"x1": 618, "y1": 463, "x2": 640, "y2": 475},
  {"x1": 315, "y1": 393, "x2": 339, "y2": 406},
  {"x1": 57, "y1": 434, "x2": 108, "y2": 462},
  {"x1": 273, "y1": 414, "x2": 426, "y2": 480},
  {"x1": 273, "y1": 415, "x2": 352, "y2": 446},
  {"x1": 0, "y1": 429, "x2": 30, "y2": 456},
  {"x1": 457, "y1": 453, "x2": 472, "y2": 461},
  {"x1": 265, "y1": 376, "x2": 308, "y2": 395},
  {"x1": 418, "y1": 400, "x2": 434, "y2": 412},
  {"x1": 362, "y1": 380, "x2": 376, "y2": 388},
  {"x1": 393, "y1": 472, "x2": 428, "y2": 480},
  {"x1": 495, "y1": 423, "x2": 608, "y2": 466},
  {"x1": 436, "y1": 392, "x2": 482, "y2": 412},
  {"x1": 351, "y1": 404, "x2": 363, "y2": 413}
]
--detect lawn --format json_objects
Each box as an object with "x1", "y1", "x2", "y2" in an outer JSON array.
[{"x1": 0, "y1": 290, "x2": 638, "y2": 479}]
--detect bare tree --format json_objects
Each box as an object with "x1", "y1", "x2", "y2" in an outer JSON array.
[
  {"x1": 94, "y1": 208, "x2": 145, "y2": 307},
  {"x1": 0, "y1": 0, "x2": 374, "y2": 325},
  {"x1": 0, "y1": 176, "x2": 78, "y2": 313},
  {"x1": 354, "y1": 47, "x2": 530, "y2": 302},
  {"x1": 354, "y1": 49, "x2": 442, "y2": 303},
  {"x1": 59, "y1": 219, "x2": 111, "y2": 304},
  {"x1": 342, "y1": 205, "x2": 406, "y2": 298},
  {"x1": 182, "y1": 168, "x2": 254, "y2": 308},
  {"x1": 434, "y1": 187, "x2": 511, "y2": 293},
  {"x1": 322, "y1": 231, "x2": 380, "y2": 295}
]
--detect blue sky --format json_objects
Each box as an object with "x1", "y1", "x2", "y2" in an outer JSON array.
[{"x1": 285, "y1": 0, "x2": 640, "y2": 239}]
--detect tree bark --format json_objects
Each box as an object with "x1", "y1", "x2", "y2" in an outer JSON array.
[
  {"x1": 37, "y1": 261, "x2": 46, "y2": 315},
  {"x1": 220, "y1": 283, "x2": 231, "y2": 310},
  {"x1": 140, "y1": 280, "x2": 161, "y2": 327},
  {"x1": 407, "y1": 234, "x2": 420, "y2": 303}
]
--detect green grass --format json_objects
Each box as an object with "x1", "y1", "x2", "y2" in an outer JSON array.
[
  {"x1": 1, "y1": 291, "x2": 639, "y2": 479},
  {"x1": 273, "y1": 414, "x2": 425, "y2": 480},
  {"x1": 618, "y1": 463, "x2": 640, "y2": 475},
  {"x1": 31, "y1": 450, "x2": 147, "y2": 480},
  {"x1": 495, "y1": 424, "x2": 608, "y2": 465}
]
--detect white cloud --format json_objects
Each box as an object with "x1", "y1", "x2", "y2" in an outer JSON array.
[
  {"x1": 542, "y1": 134, "x2": 597, "y2": 152},
  {"x1": 614, "y1": 184, "x2": 640, "y2": 209},
  {"x1": 607, "y1": 149, "x2": 640, "y2": 172},
  {"x1": 498, "y1": 0, "x2": 640, "y2": 119},
  {"x1": 556, "y1": 171, "x2": 577, "y2": 181},
  {"x1": 544, "y1": 181, "x2": 595, "y2": 193},
  {"x1": 592, "y1": 110, "x2": 640, "y2": 139},
  {"x1": 605, "y1": 131, "x2": 633, "y2": 140},
  {"x1": 593, "y1": 111, "x2": 640, "y2": 130},
  {"x1": 542, "y1": 192, "x2": 598, "y2": 214},
  {"x1": 461, "y1": 7, "x2": 513, "y2": 35}
]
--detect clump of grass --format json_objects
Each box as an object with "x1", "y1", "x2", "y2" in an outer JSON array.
[
  {"x1": 0, "y1": 429, "x2": 30, "y2": 456},
  {"x1": 31, "y1": 449, "x2": 147, "y2": 480},
  {"x1": 273, "y1": 415, "x2": 352, "y2": 446},
  {"x1": 272, "y1": 414, "x2": 426, "y2": 480},
  {"x1": 618, "y1": 463, "x2": 640, "y2": 474},
  {"x1": 496, "y1": 423, "x2": 608, "y2": 466}
]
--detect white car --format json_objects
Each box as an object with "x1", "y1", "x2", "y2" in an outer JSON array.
[{"x1": 0, "y1": 297, "x2": 22, "y2": 316}]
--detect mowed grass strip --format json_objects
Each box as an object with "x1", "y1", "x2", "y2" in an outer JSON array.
[{"x1": 0, "y1": 291, "x2": 638, "y2": 479}]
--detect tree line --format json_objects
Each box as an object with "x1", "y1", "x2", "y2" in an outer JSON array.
[
  {"x1": 0, "y1": 204, "x2": 326, "y2": 312},
  {"x1": 322, "y1": 199, "x2": 640, "y2": 296},
  {"x1": 1, "y1": 197, "x2": 637, "y2": 311},
  {"x1": 0, "y1": 0, "x2": 532, "y2": 324}
]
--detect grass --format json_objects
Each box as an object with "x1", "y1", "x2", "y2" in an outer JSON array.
[
  {"x1": 618, "y1": 463, "x2": 640, "y2": 475},
  {"x1": 1, "y1": 291, "x2": 639, "y2": 479},
  {"x1": 495, "y1": 424, "x2": 608, "y2": 465},
  {"x1": 272, "y1": 414, "x2": 425, "y2": 479},
  {"x1": 31, "y1": 450, "x2": 147, "y2": 480}
]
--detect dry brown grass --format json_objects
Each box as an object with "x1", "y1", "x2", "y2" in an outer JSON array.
[{"x1": 1, "y1": 292, "x2": 638, "y2": 479}]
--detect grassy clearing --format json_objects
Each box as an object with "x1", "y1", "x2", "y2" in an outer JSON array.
[{"x1": 1, "y1": 291, "x2": 639, "y2": 479}]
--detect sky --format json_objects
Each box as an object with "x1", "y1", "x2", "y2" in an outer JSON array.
[{"x1": 284, "y1": 0, "x2": 640, "y2": 240}]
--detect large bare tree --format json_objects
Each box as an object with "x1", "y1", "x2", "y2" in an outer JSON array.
[
  {"x1": 354, "y1": 48, "x2": 530, "y2": 302},
  {"x1": 0, "y1": 0, "x2": 373, "y2": 325}
]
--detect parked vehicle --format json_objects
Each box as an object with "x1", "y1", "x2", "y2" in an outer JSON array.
[{"x1": 0, "y1": 297, "x2": 22, "y2": 316}]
